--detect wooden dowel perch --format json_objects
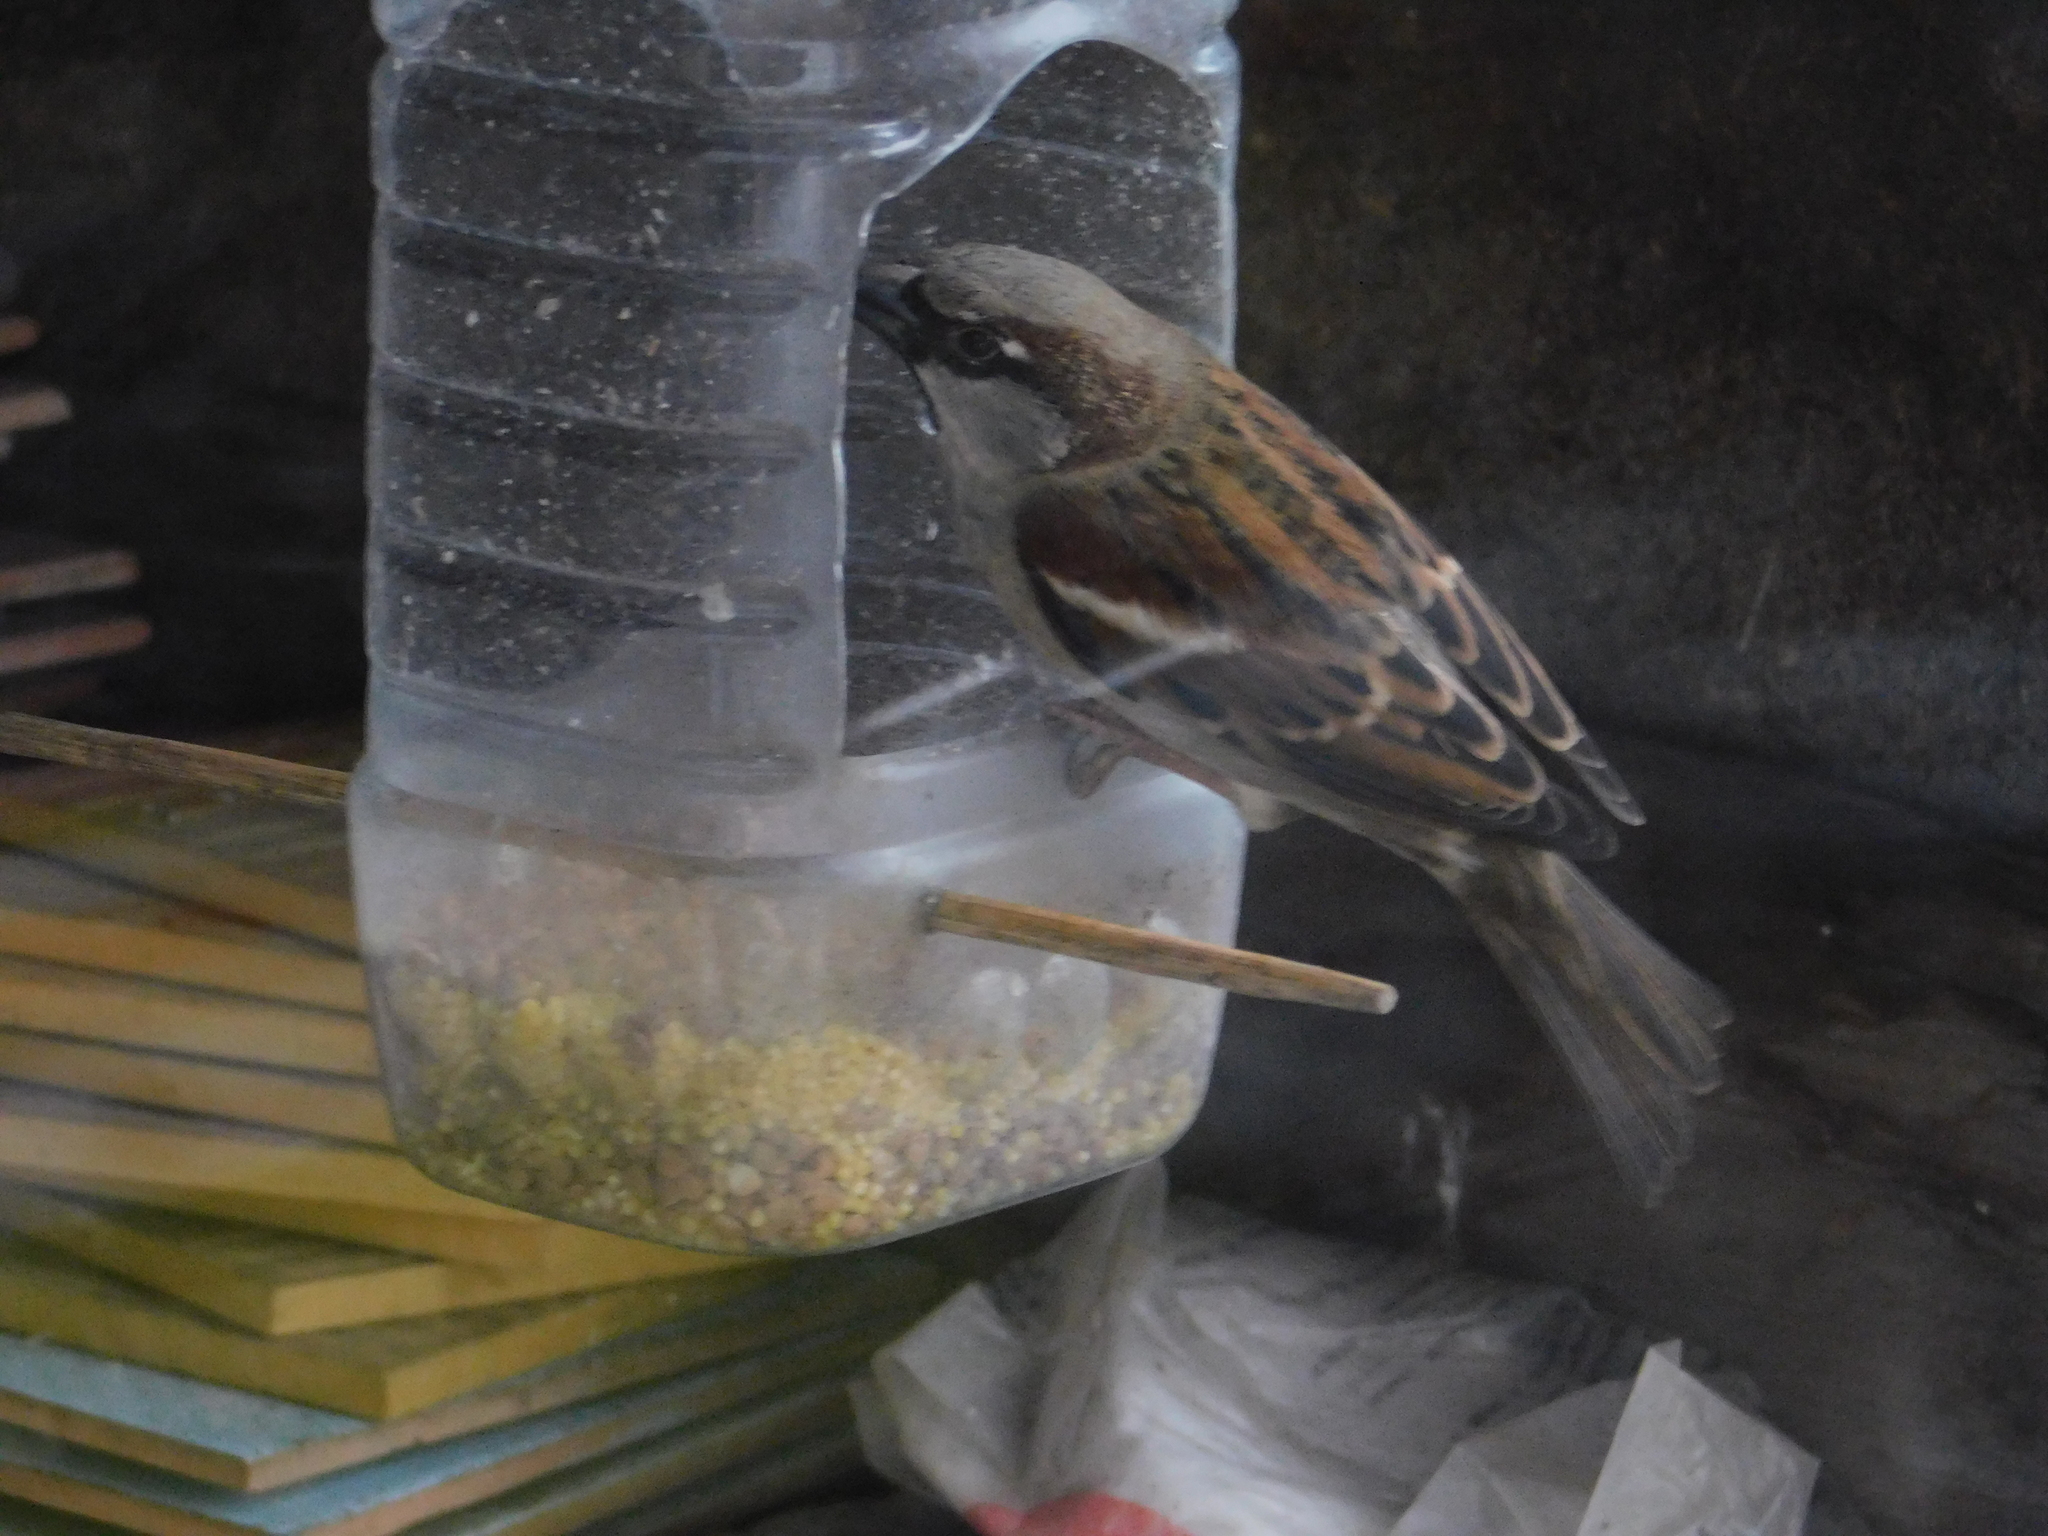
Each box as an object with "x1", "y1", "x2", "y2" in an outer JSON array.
[
  {"x1": 926, "y1": 890, "x2": 1395, "y2": 1014},
  {"x1": 0, "y1": 712, "x2": 1398, "y2": 1015}
]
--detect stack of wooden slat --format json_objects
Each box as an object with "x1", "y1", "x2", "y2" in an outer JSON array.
[
  {"x1": 0, "y1": 783, "x2": 934, "y2": 1536},
  {"x1": 0, "y1": 267, "x2": 152, "y2": 713}
]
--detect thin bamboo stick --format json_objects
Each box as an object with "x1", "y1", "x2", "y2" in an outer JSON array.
[
  {"x1": 926, "y1": 889, "x2": 1396, "y2": 1015},
  {"x1": 0, "y1": 713, "x2": 351, "y2": 807},
  {"x1": 0, "y1": 713, "x2": 1398, "y2": 1016}
]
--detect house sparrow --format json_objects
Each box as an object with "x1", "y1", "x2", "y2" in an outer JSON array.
[{"x1": 855, "y1": 243, "x2": 1731, "y2": 1203}]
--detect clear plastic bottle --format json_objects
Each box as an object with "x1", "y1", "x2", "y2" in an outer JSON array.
[{"x1": 354, "y1": 0, "x2": 1246, "y2": 1254}]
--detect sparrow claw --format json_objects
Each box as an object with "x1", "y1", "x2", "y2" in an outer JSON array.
[{"x1": 1046, "y1": 699, "x2": 1302, "y2": 827}]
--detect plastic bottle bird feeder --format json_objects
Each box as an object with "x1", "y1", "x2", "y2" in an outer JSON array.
[{"x1": 351, "y1": 0, "x2": 1250, "y2": 1255}]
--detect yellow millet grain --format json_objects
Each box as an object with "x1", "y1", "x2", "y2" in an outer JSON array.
[{"x1": 379, "y1": 961, "x2": 1208, "y2": 1255}]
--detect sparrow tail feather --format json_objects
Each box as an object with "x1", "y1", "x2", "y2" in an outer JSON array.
[{"x1": 1421, "y1": 843, "x2": 1731, "y2": 1204}]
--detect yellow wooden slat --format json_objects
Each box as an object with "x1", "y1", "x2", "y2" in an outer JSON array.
[
  {"x1": 0, "y1": 968, "x2": 376, "y2": 1079},
  {"x1": 0, "y1": 1109, "x2": 517, "y2": 1220},
  {"x1": 0, "y1": 1031, "x2": 395, "y2": 1145},
  {"x1": 0, "y1": 798, "x2": 356, "y2": 952},
  {"x1": 0, "y1": 1387, "x2": 854, "y2": 1536},
  {"x1": 0, "y1": 1274, "x2": 909, "y2": 1493},
  {"x1": 0, "y1": 1233, "x2": 775, "y2": 1419},
  {"x1": 43, "y1": 1183, "x2": 570, "y2": 1273},
  {"x1": 0, "y1": 1097, "x2": 752, "y2": 1271},
  {"x1": 0, "y1": 777, "x2": 764, "y2": 1286},
  {"x1": 0, "y1": 908, "x2": 366, "y2": 1012},
  {"x1": 0, "y1": 1184, "x2": 759, "y2": 1337}
]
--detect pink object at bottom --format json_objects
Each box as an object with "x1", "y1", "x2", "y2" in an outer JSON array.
[{"x1": 966, "y1": 1493, "x2": 1194, "y2": 1536}]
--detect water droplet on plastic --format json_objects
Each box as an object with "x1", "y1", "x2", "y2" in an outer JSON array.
[
  {"x1": 698, "y1": 582, "x2": 737, "y2": 623},
  {"x1": 957, "y1": 968, "x2": 1029, "y2": 1043}
]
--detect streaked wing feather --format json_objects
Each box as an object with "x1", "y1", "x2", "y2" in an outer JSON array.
[
  {"x1": 1015, "y1": 478, "x2": 1619, "y2": 857},
  {"x1": 1217, "y1": 366, "x2": 1644, "y2": 825}
]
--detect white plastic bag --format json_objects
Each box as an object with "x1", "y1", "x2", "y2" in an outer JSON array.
[
  {"x1": 863, "y1": 1168, "x2": 1625, "y2": 1532},
  {"x1": 856, "y1": 1166, "x2": 1818, "y2": 1536},
  {"x1": 1392, "y1": 1339, "x2": 1818, "y2": 1536}
]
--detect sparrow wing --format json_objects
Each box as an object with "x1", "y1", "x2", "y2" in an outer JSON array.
[
  {"x1": 1206, "y1": 366, "x2": 1643, "y2": 826},
  {"x1": 1012, "y1": 465, "x2": 1620, "y2": 858}
]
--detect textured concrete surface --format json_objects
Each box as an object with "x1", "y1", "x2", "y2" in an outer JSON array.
[{"x1": 1231, "y1": 0, "x2": 2048, "y2": 845}]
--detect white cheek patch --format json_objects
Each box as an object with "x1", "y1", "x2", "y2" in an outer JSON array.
[{"x1": 922, "y1": 370, "x2": 1072, "y2": 474}]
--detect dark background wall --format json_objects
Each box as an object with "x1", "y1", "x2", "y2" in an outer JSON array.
[
  {"x1": 0, "y1": 1, "x2": 376, "y2": 726},
  {"x1": 1, "y1": 1, "x2": 2044, "y2": 842},
  {"x1": 1232, "y1": 0, "x2": 2048, "y2": 845}
]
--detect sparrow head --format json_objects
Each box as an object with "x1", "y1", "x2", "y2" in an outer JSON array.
[{"x1": 854, "y1": 244, "x2": 1198, "y2": 483}]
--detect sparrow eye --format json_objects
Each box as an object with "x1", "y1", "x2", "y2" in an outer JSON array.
[{"x1": 949, "y1": 325, "x2": 1006, "y2": 367}]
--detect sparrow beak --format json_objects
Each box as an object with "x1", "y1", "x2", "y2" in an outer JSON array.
[{"x1": 854, "y1": 261, "x2": 930, "y2": 361}]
